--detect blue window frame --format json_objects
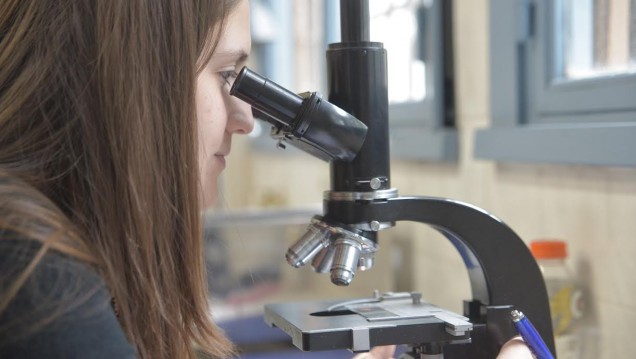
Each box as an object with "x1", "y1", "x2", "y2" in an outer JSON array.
[{"x1": 476, "y1": 0, "x2": 636, "y2": 167}]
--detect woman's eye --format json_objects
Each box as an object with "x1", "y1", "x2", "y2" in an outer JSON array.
[{"x1": 220, "y1": 71, "x2": 238, "y2": 88}]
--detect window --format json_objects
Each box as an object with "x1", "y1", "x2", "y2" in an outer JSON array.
[
  {"x1": 476, "y1": 0, "x2": 636, "y2": 166},
  {"x1": 368, "y1": 0, "x2": 458, "y2": 161},
  {"x1": 249, "y1": 0, "x2": 457, "y2": 161},
  {"x1": 370, "y1": 1, "x2": 427, "y2": 104},
  {"x1": 556, "y1": 0, "x2": 636, "y2": 81}
]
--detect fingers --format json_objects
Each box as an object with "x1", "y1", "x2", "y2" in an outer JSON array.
[
  {"x1": 496, "y1": 337, "x2": 535, "y2": 359},
  {"x1": 351, "y1": 338, "x2": 536, "y2": 359},
  {"x1": 351, "y1": 345, "x2": 396, "y2": 359}
]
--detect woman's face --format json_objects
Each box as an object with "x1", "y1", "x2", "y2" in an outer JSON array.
[{"x1": 196, "y1": 0, "x2": 253, "y2": 209}]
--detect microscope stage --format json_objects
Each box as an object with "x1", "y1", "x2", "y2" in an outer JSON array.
[{"x1": 263, "y1": 292, "x2": 472, "y2": 352}]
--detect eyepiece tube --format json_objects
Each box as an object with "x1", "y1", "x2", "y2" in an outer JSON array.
[
  {"x1": 230, "y1": 66, "x2": 367, "y2": 162},
  {"x1": 230, "y1": 67, "x2": 302, "y2": 127}
]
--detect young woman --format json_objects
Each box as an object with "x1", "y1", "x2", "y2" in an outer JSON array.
[
  {"x1": 1, "y1": 0, "x2": 251, "y2": 358},
  {"x1": 0, "y1": 0, "x2": 532, "y2": 357}
]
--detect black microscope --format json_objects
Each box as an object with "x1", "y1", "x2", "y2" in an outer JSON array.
[{"x1": 230, "y1": 1, "x2": 555, "y2": 357}]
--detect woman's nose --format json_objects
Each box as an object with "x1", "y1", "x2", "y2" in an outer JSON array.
[{"x1": 226, "y1": 96, "x2": 254, "y2": 135}]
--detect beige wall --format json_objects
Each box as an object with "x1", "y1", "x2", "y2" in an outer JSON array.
[{"x1": 221, "y1": 0, "x2": 635, "y2": 356}]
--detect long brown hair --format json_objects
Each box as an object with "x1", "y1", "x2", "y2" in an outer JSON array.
[{"x1": 0, "y1": 0, "x2": 238, "y2": 357}]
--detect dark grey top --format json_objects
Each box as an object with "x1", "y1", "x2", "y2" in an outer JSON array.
[{"x1": 0, "y1": 237, "x2": 137, "y2": 358}]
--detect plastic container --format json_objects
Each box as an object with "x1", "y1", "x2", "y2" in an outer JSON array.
[{"x1": 530, "y1": 240, "x2": 583, "y2": 359}]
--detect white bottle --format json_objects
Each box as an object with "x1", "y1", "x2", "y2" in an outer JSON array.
[{"x1": 530, "y1": 240, "x2": 583, "y2": 359}]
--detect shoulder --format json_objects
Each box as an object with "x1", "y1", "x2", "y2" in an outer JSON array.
[{"x1": 0, "y1": 237, "x2": 137, "y2": 359}]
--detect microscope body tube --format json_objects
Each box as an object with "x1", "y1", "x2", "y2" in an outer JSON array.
[{"x1": 327, "y1": 2, "x2": 390, "y2": 193}]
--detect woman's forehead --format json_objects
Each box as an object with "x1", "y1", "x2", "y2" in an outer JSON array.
[{"x1": 217, "y1": 0, "x2": 251, "y2": 48}]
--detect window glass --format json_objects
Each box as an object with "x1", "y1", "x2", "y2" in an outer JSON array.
[
  {"x1": 555, "y1": 0, "x2": 636, "y2": 80},
  {"x1": 370, "y1": 0, "x2": 427, "y2": 103}
]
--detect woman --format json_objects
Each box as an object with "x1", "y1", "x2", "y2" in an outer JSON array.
[
  {"x1": 0, "y1": 0, "x2": 533, "y2": 358},
  {"x1": 1, "y1": 0, "x2": 251, "y2": 358}
]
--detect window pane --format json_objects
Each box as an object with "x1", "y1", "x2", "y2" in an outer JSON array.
[
  {"x1": 555, "y1": 0, "x2": 636, "y2": 80},
  {"x1": 370, "y1": 0, "x2": 427, "y2": 103}
]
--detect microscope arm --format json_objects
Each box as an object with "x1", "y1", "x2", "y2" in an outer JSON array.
[{"x1": 324, "y1": 196, "x2": 556, "y2": 357}]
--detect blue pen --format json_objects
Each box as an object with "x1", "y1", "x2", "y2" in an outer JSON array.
[{"x1": 510, "y1": 310, "x2": 555, "y2": 359}]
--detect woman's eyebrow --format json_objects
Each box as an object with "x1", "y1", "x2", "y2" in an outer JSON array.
[{"x1": 213, "y1": 49, "x2": 249, "y2": 62}]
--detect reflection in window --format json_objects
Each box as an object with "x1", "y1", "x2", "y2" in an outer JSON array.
[
  {"x1": 370, "y1": 0, "x2": 427, "y2": 104},
  {"x1": 556, "y1": 0, "x2": 636, "y2": 80}
]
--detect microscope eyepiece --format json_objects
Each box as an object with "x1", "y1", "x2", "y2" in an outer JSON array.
[
  {"x1": 230, "y1": 67, "x2": 367, "y2": 162},
  {"x1": 230, "y1": 67, "x2": 303, "y2": 127}
]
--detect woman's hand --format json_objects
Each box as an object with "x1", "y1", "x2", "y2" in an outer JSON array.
[
  {"x1": 351, "y1": 336, "x2": 534, "y2": 359},
  {"x1": 351, "y1": 345, "x2": 396, "y2": 359},
  {"x1": 496, "y1": 337, "x2": 534, "y2": 359}
]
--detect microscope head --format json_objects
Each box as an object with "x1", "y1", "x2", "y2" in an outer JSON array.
[{"x1": 230, "y1": 67, "x2": 383, "y2": 286}]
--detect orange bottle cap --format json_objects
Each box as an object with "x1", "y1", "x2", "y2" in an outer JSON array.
[{"x1": 530, "y1": 240, "x2": 567, "y2": 259}]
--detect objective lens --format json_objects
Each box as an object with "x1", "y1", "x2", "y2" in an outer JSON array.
[
  {"x1": 330, "y1": 237, "x2": 362, "y2": 286},
  {"x1": 358, "y1": 254, "x2": 375, "y2": 271},
  {"x1": 311, "y1": 246, "x2": 336, "y2": 274},
  {"x1": 286, "y1": 224, "x2": 330, "y2": 268}
]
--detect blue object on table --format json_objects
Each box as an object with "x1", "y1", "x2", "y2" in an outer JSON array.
[{"x1": 510, "y1": 310, "x2": 555, "y2": 359}]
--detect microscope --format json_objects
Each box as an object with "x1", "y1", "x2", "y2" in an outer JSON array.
[{"x1": 230, "y1": 1, "x2": 555, "y2": 357}]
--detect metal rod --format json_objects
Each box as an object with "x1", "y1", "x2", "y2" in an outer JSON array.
[{"x1": 340, "y1": 0, "x2": 370, "y2": 42}]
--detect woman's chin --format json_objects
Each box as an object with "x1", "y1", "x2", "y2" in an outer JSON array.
[
  {"x1": 199, "y1": 180, "x2": 219, "y2": 210},
  {"x1": 201, "y1": 192, "x2": 218, "y2": 210}
]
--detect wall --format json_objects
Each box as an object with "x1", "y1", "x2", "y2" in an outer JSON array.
[{"x1": 220, "y1": 0, "x2": 635, "y2": 357}]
